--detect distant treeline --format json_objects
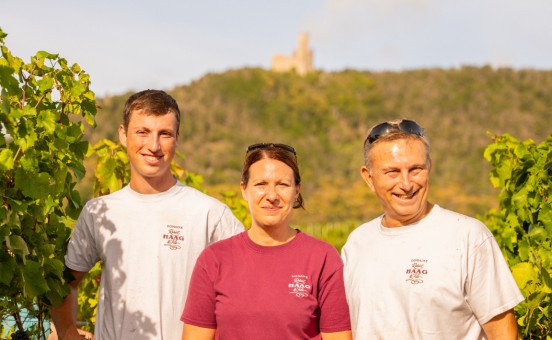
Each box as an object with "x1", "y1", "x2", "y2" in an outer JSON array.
[{"x1": 87, "y1": 66, "x2": 552, "y2": 225}]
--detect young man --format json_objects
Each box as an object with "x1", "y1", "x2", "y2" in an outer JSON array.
[
  {"x1": 342, "y1": 119, "x2": 524, "y2": 339},
  {"x1": 51, "y1": 90, "x2": 244, "y2": 339}
]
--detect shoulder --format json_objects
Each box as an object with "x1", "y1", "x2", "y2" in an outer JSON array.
[
  {"x1": 429, "y1": 206, "x2": 494, "y2": 249},
  {"x1": 295, "y1": 232, "x2": 344, "y2": 270},
  {"x1": 432, "y1": 205, "x2": 491, "y2": 235},
  {"x1": 197, "y1": 232, "x2": 244, "y2": 263},
  {"x1": 343, "y1": 217, "x2": 381, "y2": 244},
  {"x1": 174, "y1": 183, "x2": 230, "y2": 209},
  {"x1": 80, "y1": 186, "x2": 129, "y2": 213},
  {"x1": 204, "y1": 231, "x2": 244, "y2": 253},
  {"x1": 174, "y1": 182, "x2": 218, "y2": 202}
]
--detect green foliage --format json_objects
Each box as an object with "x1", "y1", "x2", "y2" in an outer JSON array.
[
  {"x1": 483, "y1": 133, "x2": 552, "y2": 338},
  {"x1": 0, "y1": 28, "x2": 96, "y2": 338},
  {"x1": 219, "y1": 191, "x2": 251, "y2": 228},
  {"x1": 298, "y1": 221, "x2": 359, "y2": 253}
]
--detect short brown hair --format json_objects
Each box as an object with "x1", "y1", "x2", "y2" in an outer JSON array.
[{"x1": 122, "y1": 89, "x2": 181, "y2": 135}]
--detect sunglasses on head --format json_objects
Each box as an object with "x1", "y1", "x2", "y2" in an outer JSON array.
[
  {"x1": 366, "y1": 119, "x2": 424, "y2": 144},
  {"x1": 245, "y1": 143, "x2": 297, "y2": 155}
]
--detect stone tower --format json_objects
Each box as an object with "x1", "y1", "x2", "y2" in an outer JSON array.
[{"x1": 271, "y1": 33, "x2": 313, "y2": 76}]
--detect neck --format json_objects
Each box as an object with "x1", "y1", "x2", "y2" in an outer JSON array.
[
  {"x1": 382, "y1": 202, "x2": 434, "y2": 228},
  {"x1": 247, "y1": 225, "x2": 297, "y2": 246},
  {"x1": 129, "y1": 175, "x2": 177, "y2": 194}
]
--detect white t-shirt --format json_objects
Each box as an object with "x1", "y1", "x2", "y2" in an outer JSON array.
[
  {"x1": 65, "y1": 182, "x2": 244, "y2": 339},
  {"x1": 342, "y1": 205, "x2": 524, "y2": 340}
]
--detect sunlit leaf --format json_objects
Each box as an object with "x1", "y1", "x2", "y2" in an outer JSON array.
[
  {"x1": 511, "y1": 262, "x2": 538, "y2": 290},
  {"x1": 22, "y1": 260, "x2": 49, "y2": 298},
  {"x1": 0, "y1": 148, "x2": 14, "y2": 171},
  {"x1": 37, "y1": 109, "x2": 57, "y2": 134},
  {"x1": 14, "y1": 168, "x2": 51, "y2": 199},
  {"x1": 7, "y1": 234, "x2": 30, "y2": 258},
  {"x1": 37, "y1": 76, "x2": 54, "y2": 93}
]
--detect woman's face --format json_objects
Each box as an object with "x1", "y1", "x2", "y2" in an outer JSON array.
[{"x1": 241, "y1": 158, "x2": 301, "y2": 230}]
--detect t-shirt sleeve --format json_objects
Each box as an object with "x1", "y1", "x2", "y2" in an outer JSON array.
[
  {"x1": 181, "y1": 249, "x2": 218, "y2": 328},
  {"x1": 65, "y1": 204, "x2": 100, "y2": 272},
  {"x1": 465, "y1": 231, "x2": 524, "y2": 324},
  {"x1": 209, "y1": 206, "x2": 244, "y2": 244},
  {"x1": 318, "y1": 248, "x2": 352, "y2": 333}
]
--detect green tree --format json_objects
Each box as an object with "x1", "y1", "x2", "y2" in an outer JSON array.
[
  {"x1": 483, "y1": 133, "x2": 552, "y2": 338},
  {"x1": 0, "y1": 28, "x2": 96, "y2": 338}
]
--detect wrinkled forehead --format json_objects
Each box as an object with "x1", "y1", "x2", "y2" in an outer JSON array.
[{"x1": 368, "y1": 137, "x2": 429, "y2": 164}]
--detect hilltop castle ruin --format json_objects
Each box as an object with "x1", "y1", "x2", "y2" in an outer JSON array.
[{"x1": 271, "y1": 33, "x2": 313, "y2": 76}]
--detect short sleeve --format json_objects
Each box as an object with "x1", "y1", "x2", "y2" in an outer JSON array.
[
  {"x1": 65, "y1": 203, "x2": 101, "y2": 272},
  {"x1": 181, "y1": 249, "x2": 218, "y2": 328},
  {"x1": 210, "y1": 206, "x2": 244, "y2": 244},
  {"x1": 465, "y1": 233, "x2": 524, "y2": 324},
  {"x1": 318, "y1": 249, "x2": 352, "y2": 333}
]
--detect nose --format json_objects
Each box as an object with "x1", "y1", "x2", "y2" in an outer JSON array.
[
  {"x1": 398, "y1": 170, "x2": 413, "y2": 191},
  {"x1": 147, "y1": 134, "x2": 161, "y2": 152},
  {"x1": 265, "y1": 185, "x2": 278, "y2": 202}
]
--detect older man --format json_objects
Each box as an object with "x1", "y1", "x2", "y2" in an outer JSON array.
[{"x1": 342, "y1": 119, "x2": 523, "y2": 339}]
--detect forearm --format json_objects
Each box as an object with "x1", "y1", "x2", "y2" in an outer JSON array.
[
  {"x1": 50, "y1": 270, "x2": 86, "y2": 340},
  {"x1": 182, "y1": 324, "x2": 216, "y2": 340},
  {"x1": 50, "y1": 284, "x2": 81, "y2": 339},
  {"x1": 482, "y1": 309, "x2": 519, "y2": 340},
  {"x1": 321, "y1": 330, "x2": 353, "y2": 340}
]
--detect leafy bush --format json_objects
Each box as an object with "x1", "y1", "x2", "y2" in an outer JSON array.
[
  {"x1": 0, "y1": 28, "x2": 96, "y2": 338},
  {"x1": 483, "y1": 133, "x2": 552, "y2": 338}
]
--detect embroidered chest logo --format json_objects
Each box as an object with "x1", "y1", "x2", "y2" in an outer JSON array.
[
  {"x1": 163, "y1": 225, "x2": 184, "y2": 250},
  {"x1": 406, "y1": 258, "x2": 428, "y2": 284},
  {"x1": 288, "y1": 275, "x2": 312, "y2": 298}
]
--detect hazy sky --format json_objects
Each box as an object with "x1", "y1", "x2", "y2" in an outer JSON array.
[{"x1": 2, "y1": 0, "x2": 551, "y2": 97}]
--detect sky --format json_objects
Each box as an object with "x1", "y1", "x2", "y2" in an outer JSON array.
[{"x1": 1, "y1": 0, "x2": 551, "y2": 97}]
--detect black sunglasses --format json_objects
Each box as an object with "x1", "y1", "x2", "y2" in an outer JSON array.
[
  {"x1": 245, "y1": 143, "x2": 297, "y2": 155},
  {"x1": 366, "y1": 119, "x2": 424, "y2": 144}
]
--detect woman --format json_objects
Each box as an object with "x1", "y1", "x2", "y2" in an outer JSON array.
[{"x1": 181, "y1": 143, "x2": 352, "y2": 339}]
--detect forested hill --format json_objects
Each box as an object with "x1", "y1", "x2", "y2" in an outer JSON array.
[{"x1": 89, "y1": 66, "x2": 552, "y2": 224}]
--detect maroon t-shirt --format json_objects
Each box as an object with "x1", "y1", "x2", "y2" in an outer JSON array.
[{"x1": 182, "y1": 230, "x2": 351, "y2": 339}]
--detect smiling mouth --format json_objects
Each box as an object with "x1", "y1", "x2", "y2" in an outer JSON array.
[
  {"x1": 143, "y1": 154, "x2": 163, "y2": 162},
  {"x1": 394, "y1": 191, "x2": 416, "y2": 200}
]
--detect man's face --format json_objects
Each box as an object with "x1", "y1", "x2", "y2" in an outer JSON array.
[
  {"x1": 361, "y1": 138, "x2": 432, "y2": 227},
  {"x1": 119, "y1": 110, "x2": 178, "y2": 193}
]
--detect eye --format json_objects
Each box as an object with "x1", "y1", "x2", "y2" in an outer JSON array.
[{"x1": 411, "y1": 167, "x2": 425, "y2": 175}]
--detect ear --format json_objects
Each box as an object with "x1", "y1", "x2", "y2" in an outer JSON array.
[
  {"x1": 360, "y1": 166, "x2": 376, "y2": 193},
  {"x1": 240, "y1": 181, "x2": 248, "y2": 201},
  {"x1": 295, "y1": 183, "x2": 302, "y2": 200},
  {"x1": 428, "y1": 158, "x2": 433, "y2": 173},
  {"x1": 118, "y1": 124, "x2": 127, "y2": 147}
]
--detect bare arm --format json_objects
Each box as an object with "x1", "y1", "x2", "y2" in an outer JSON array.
[
  {"x1": 321, "y1": 330, "x2": 353, "y2": 340},
  {"x1": 182, "y1": 324, "x2": 216, "y2": 340},
  {"x1": 481, "y1": 309, "x2": 518, "y2": 340},
  {"x1": 50, "y1": 269, "x2": 87, "y2": 340}
]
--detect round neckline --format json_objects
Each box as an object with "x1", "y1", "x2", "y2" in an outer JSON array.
[{"x1": 240, "y1": 229, "x2": 303, "y2": 253}]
